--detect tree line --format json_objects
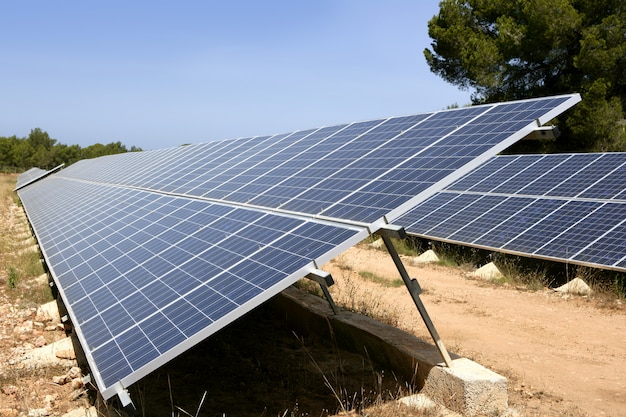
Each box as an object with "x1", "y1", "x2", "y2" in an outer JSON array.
[
  {"x1": 425, "y1": 0, "x2": 625, "y2": 153},
  {"x1": 0, "y1": 128, "x2": 142, "y2": 172}
]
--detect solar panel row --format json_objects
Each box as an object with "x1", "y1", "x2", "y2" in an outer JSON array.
[
  {"x1": 19, "y1": 177, "x2": 366, "y2": 397},
  {"x1": 14, "y1": 164, "x2": 64, "y2": 191},
  {"x1": 57, "y1": 95, "x2": 578, "y2": 225},
  {"x1": 397, "y1": 153, "x2": 626, "y2": 272},
  {"x1": 17, "y1": 93, "x2": 582, "y2": 402}
]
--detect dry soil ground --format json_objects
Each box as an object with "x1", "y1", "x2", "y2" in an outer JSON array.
[{"x1": 325, "y1": 246, "x2": 626, "y2": 417}]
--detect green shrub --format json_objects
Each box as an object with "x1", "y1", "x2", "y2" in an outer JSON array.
[{"x1": 7, "y1": 266, "x2": 18, "y2": 289}]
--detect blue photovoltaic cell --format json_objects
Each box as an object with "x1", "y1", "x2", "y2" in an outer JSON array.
[
  {"x1": 502, "y1": 200, "x2": 600, "y2": 254},
  {"x1": 445, "y1": 195, "x2": 511, "y2": 242},
  {"x1": 536, "y1": 203, "x2": 622, "y2": 259},
  {"x1": 426, "y1": 194, "x2": 508, "y2": 239},
  {"x1": 491, "y1": 154, "x2": 572, "y2": 195},
  {"x1": 574, "y1": 221, "x2": 626, "y2": 268},
  {"x1": 398, "y1": 152, "x2": 626, "y2": 272},
  {"x1": 419, "y1": 194, "x2": 485, "y2": 237},
  {"x1": 17, "y1": 94, "x2": 582, "y2": 400},
  {"x1": 386, "y1": 192, "x2": 459, "y2": 233},
  {"x1": 472, "y1": 198, "x2": 567, "y2": 248},
  {"x1": 445, "y1": 157, "x2": 513, "y2": 192}
]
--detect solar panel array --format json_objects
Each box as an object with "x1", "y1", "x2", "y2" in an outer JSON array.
[
  {"x1": 14, "y1": 164, "x2": 64, "y2": 191},
  {"x1": 396, "y1": 152, "x2": 626, "y2": 272},
  {"x1": 19, "y1": 177, "x2": 365, "y2": 395},
  {"x1": 56, "y1": 95, "x2": 578, "y2": 225},
  {"x1": 16, "y1": 94, "x2": 581, "y2": 402}
]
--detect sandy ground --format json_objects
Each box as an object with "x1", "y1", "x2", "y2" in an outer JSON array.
[{"x1": 324, "y1": 245, "x2": 626, "y2": 417}]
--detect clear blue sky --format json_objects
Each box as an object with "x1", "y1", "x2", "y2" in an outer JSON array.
[{"x1": 1, "y1": 1, "x2": 471, "y2": 150}]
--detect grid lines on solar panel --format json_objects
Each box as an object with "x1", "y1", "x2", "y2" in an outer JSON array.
[
  {"x1": 153, "y1": 136, "x2": 276, "y2": 193},
  {"x1": 534, "y1": 202, "x2": 623, "y2": 259},
  {"x1": 173, "y1": 133, "x2": 292, "y2": 197},
  {"x1": 219, "y1": 124, "x2": 352, "y2": 206},
  {"x1": 192, "y1": 129, "x2": 319, "y2": 199},
  {"x1": 572, "y1": 216, "x2": 626, "y2": 268},
  {"x1": 319, "y1": 97, "x2": 578, "y2": 222},
  {"x1": 188, "y1": 124, "x2": 361, "y2": 204}
]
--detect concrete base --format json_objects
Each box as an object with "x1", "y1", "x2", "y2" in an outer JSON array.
[
  {"x1": 272, "y1": 287, "x2": 508, "y2": 417},
  {"x1": 421, "y1": 357, "x2": 507, "y2": 417},
  {"x1": 411, "y1": 249, "x2": 440, "y2": 264},
  {"x1": 470, "y1": 262, "x2": 504, "y2": 281}
]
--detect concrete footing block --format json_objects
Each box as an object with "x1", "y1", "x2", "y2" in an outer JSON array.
[
  {"x1": 470, "y1": 262, "x2": 504, "y2": 281},
  {"x1": 410, "y1": 249, "x2": 440, "y2": 264},
  {"x1": 421, "y1": 357, "x2": 508, "y2": 417},
  {"x1": 273, "y1": 287, "x2": 509, "y2": 417}
]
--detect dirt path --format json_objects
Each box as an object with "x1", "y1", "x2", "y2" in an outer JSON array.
[{"x1": 324, "y1": 245, "x2": 626, "y2": 417}]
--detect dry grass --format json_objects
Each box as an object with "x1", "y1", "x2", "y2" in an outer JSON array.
[
  {"x1": 331, "y1": 274, "x2": 402, "y2": 329},
  {"x1": 0, "y1": 174, "x2": 52, "y2": 305},
  {"x1": 358, "y1": 271, "x2": 404, "y2": 288},
  {"x1": 0, "y1": 173, "x2": 84, "y2": 416},
  {"x1": 492, "y1": 259, "x2": 553, "y2": 292}
]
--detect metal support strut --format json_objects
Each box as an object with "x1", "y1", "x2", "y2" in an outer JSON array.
[
  {"x1": 377, "y1": 225, "x2": 453, "y2": 368},
  {"x1": 306, "y1": 269, "x2": 340, "y2": 315}
]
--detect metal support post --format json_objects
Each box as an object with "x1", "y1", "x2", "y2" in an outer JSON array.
[
  {"x1": 377, "y1": 225, "x2": 453, "y2": 368},
  {"x1": 306, "y1": 269, "x2": 340, "y2": 315}
]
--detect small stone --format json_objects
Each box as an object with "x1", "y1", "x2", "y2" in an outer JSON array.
[
  {"x1": 27, "y1": 408, "x2": 49, "y2": 417},
  {"x1": 34, "y1": 335, "x2": 47, "y2": 347},
  {"x1": 70, "y1": 378, "x2": 84, "y2": 390},
  {"x1": 52, "y1": 375, "x2": 70, "y2": 385},
  {"x1": 55, "y1": 349, "x2": 76, "y2": 360},
  {"x1": 68, "y1": 367, "x2": 82, "y2": 379},
  {"x1": 14, "y1": 320, "x2": 33, "y2": 334},
  {"x1": 554, "y1": 277, "x2": 592, "y2": 296},
  {"x1": 44, "y1": 325, "x2": 57, "y2": 332},
  {"x1": 43, "y1": 394, "x2": 57, "y2": 409}
]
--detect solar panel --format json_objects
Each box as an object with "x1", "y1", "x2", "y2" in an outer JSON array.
[
  {"x1": 14, "y1": 164, "x2": 64, "y2": 191},
  {"x1": 56, "y1": 94, "x2": 580, "y2": 224},
  {"x1": 17, "y1": 93, "x2": 581, "y2": 403},
  {"x1": 19, "y1": 177, "x2": 367, "y2": 398},
  {"x1": 397, "y1": 153, "x2": 626, "y2": 272}
]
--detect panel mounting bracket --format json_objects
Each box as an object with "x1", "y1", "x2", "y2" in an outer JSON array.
[
  {"x1": 115, "y1": 384, "x2": 136, "y2": 413},
  {"x1": 523, "y1": 125, "x2": 560, "y2": 140},
  {"x1": 375, "y1": 225, "x2": 453, "y2": 367},
  {"x1": 306, "y1": 269, "x2": 340, "y2": 315}
]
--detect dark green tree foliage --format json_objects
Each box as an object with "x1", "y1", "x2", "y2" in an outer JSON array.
[
  {"x1": 425, "y1": 0, "x2": 626, "y2": 152},
  {"x1": 0, "y1": 128, "x2": 142, "y2": 171}
]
